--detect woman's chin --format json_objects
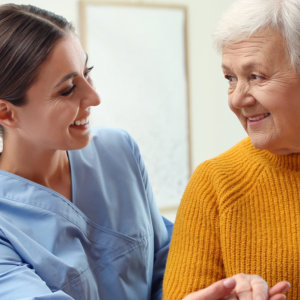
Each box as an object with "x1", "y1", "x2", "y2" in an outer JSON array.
[
  {"x1": 249, "y1": 136, "x2": 297, "y2": 155},
  {"x1": 249, "y1": 134, "x2": 272, "y2": 151}
]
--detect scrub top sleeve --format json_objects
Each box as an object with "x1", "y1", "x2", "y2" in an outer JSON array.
[
  {"x1": 0, "y1": 236, "x2": 74, "y2": 300},
  {"x1": 124, "y1": 132, "x2": 173, "y2": 300}
]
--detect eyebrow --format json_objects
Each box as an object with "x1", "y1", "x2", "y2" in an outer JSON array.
[
  {"x1": 54, "y1": 54, "x2": 89, "y2": 88},
  {"x1": 222, "y1": 62, "x2": 263, "y2": 72}
]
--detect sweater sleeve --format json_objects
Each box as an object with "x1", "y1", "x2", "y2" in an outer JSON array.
[{"x1": 162, "y1": 161, "x2": 225, "y2": 300}]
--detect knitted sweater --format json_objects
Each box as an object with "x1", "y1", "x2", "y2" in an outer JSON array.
[{"x1": 163, "y1": 138, "x2": 300, "y2": 300}]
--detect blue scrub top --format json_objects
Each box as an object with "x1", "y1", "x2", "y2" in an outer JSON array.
[{"x1": 0, "y1": 128, "x2": 172, "y2": 300}]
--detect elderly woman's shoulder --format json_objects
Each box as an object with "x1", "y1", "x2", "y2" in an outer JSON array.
[
  {"x1": 181, "y1": 137, "x2": 264, "y2": 207},
  {"x1": 213, "y1": 137, "x2": 257, "y2": 164},
  {"x1": 192, "y1": 137, "x2": 262, "y2": 181}
]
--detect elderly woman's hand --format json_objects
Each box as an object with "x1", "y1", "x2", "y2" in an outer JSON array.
[
  {"x1": 229, "y1": 274, "x2": 290, "y2": 300},
  {"x1": 182, "y1": 274, "x2": 290, "y2": 300}
]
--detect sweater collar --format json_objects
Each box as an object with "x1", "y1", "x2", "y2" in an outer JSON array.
[{"x1": 244, "y1": 137, "x2": 300, "y2": 171}]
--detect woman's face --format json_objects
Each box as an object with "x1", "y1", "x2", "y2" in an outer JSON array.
[
  {"x1": 222, "y1": 28, "x2": 300, "y2": 154},
  {"x1": 14, "y1": 33, "x2": 100, "y2": 151}
]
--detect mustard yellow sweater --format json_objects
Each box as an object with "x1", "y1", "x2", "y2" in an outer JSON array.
[{"x1": 163, "y1": 138, "x2": 300, "y2": 300}]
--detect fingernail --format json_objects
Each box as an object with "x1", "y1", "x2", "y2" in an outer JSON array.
[
  {"x1": 224, "y1": 278, "x2": 235, "y2": 289},
  {"x1": 282, "y1": 282, "x2": 291, "y2": 293}
]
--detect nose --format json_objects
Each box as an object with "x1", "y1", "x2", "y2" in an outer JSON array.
[
  {"x1": 81, "y1": 80, "x2": 101, "y2": 108},
  {"x1": 229, "y1": 81, "x2": 255, "y2": 110}
]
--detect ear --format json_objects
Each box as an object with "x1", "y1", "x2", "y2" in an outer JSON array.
[{"x1": 0, "y1": 99, "x2": 18, "y2": 129}]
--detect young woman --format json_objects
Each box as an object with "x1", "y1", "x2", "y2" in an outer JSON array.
[{"x1": 0, "y1": 4, "x2": 171, "y2": 299}]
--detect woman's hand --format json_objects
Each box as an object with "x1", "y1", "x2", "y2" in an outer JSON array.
[
  {"x1": 182, "y1": 274, "x2": 290, "y2": 300},
  {"x1": 228, "y1": 274, "x2": 290, "y2": 300},
  {"x1": 182, "y1": 277, "x2": 236, "y2": 300}
]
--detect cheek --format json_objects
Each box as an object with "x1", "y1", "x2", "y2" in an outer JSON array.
[
  {"x1": 254, "y1": 82, "x2": 296, "y2": 109},
  {"x1": 50, "y1": 100, "x2": 78, "y2": 119},
  {"x1": 227, "y1": 95, "x2": 233, "y2": 108},
  {"x1": 228, "y1": 96, "x2": 238, "y2": 115},
  {"x1": 17, "y1": 107, "x2": 40, "y2": 126}
]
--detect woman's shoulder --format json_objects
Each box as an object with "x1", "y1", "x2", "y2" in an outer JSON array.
[
  {"x1": 91, "y1": 127, "x2": 133, "y2": 145},
  {"x1": 73, "y1": 127, "x2": 141, "y2": 170},
  {"x1": 191, "y1": 137, "x2": 261, "y2": 183},
  {"x1": 183, "y1": 138, "x2": 264, "y2": 208},
  {"x1": 87, "y1": 127, "x2": 137, "y2": 155},
  {"x1": 211, "y1": 137, "x2": 256, "y2": 166}
]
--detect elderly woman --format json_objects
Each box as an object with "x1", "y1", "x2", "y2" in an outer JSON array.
[{"x1": 163, "y1": 0, "x2": 300, "y2": 299}]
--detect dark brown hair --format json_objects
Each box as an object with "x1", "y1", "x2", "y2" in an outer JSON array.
[{"x1": 0, "y1": 4, "x2": 74, "y2": 138}]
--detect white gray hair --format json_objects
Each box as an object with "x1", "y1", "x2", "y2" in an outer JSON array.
[{"x1": 214, "y1": 0, "x2": 300, "y2": 72}]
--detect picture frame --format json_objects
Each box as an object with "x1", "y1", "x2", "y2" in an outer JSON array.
[{"x1": 79, "y1": 0, "x2": 191, "y2": 216}]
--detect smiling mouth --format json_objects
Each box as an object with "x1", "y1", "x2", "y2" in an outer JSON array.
[
  {"x1": 247, "y1": 113, "x2": 270, "y2": 122},
  {"x1": 71, "y1": 117, "x2": 89, "y2": 126}
]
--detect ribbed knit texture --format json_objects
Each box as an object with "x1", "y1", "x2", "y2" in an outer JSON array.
[{"x1": 163, "y1": 138, "x2": 300, "y2": 300}]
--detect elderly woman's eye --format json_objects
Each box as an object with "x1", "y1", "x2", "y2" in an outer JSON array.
[
  {"x1": 250, "y1": 74, "x2": 261, "y2": 80},
  {"x1": 224, "y1": 74, "x2": 236, "y2": 82}
]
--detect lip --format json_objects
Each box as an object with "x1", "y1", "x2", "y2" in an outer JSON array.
[
  {"x1": 246, "y1": 113, "x2": 270, "y2": 125},
  {"x1": 70, "y1": 113, "x2": 90, "y2": 127}
]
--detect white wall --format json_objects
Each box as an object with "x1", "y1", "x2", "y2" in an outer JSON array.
[
  {"x1": 0, "y1": 0, "x2": 245, "y2": 220},
  {"x1": 147, "y1": 0, "x2": 246, "y2": 170}
]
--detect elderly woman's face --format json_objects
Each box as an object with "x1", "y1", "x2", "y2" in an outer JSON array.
[{"x1": 222, "y1": 28, "x2": 300, "y2": 154}]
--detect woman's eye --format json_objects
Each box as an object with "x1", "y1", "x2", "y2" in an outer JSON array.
[
  {"x1": 61, "y1": 85, "x2": 76, "y2": 96},
  {"x1": 250, "y1": 74, "x2": 262, "y2": 80},
  {"x1": 84, "y1": 66, "x2": 94, "y2": 78},
  {"x1": 224, "y1": 74, "x2": 236, "y2": 82}
]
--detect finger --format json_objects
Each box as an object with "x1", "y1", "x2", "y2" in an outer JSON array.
[
  {"x1": 269, "y1": 281, "x2": 290, "y2": 296},
  {"x1": 250, "y1": 276, "x2": 268, "y2": 300},
  {"x1": 183, "y1": 278, "x2": 236, "y2": 300},
  {"x1": 233, "y1": 291, "x2": 252, "y2": 300},
  {"x1": 224, "y1": 295, "x2": 238, "y2": 300},
  {"x1": 269, "y1": 295, "x2": 287, "y2": 300},
  {"x1": 232, "y1": 274, "x2": 264, "y2": 300}
]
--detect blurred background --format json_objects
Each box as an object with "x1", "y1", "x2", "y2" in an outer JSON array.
[{"x1": 0, "y1": 0, "x2": 245, "y2": 221}]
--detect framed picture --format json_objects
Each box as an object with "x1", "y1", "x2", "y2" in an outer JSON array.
[{"x1": 80, "y1": 0, "x2": 191, "y2": 215}]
